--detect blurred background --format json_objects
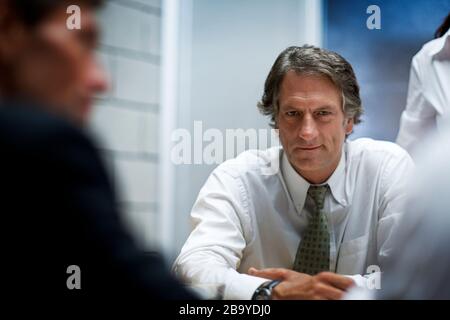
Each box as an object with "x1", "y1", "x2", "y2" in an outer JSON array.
[{"x1": 89, "y1": 0, "x2": 450, "y2": 261}]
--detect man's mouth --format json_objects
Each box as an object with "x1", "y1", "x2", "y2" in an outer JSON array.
[{"x1": 298, "y1": 145, "x2": 321, "y2": 150}]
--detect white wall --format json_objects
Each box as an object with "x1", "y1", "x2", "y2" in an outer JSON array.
[{"x1": 90, "y1": 0, "x2": 162, "y2": 250}]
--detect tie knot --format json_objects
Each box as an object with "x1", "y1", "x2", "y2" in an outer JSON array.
[{"x1": 307, "y1": 185, "x2": 328, "y2": 210}]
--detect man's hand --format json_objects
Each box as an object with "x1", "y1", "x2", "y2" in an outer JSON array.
[{"x1": 248, "y1": 268, "x2": 355, "y2": 300}]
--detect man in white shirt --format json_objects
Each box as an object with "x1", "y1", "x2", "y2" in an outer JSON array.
[
  {"x1": 396, "y1": 13, "x2": 450, "y2": 158},
  {"x1": 174, "y1": 45, "x2": 414, "y2": 300}
]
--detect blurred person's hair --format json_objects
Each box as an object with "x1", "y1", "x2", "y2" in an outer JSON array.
[
  {"x1": 257, "y1": 45, "x2": 363, "y2": 128},
  {"x1": 7, "y1": 0, "x2": 104, "y2": 27},
  {"x1": 435, "y1": 12, "x2": 450, "y2": 38}
]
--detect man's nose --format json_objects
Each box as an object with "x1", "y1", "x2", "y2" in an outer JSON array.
[
  {"x1": 88, "y1": 57, "x2": 109, "y2": 94},
  {"x1": 298, "y1": 114, "x2": 319, "y2": 141}
]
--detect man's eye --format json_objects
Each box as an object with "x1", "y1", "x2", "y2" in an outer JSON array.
[
  {"x1": 316, "y1": 111, "x2": 331, "y2": 116},
  {"x1": 286, "y1": 111, "x2": 298, "y2": 117}
]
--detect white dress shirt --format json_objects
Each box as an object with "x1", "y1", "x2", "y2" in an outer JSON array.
[
  {"x1": 173, "y1": 138, "x2": 414, "y2": 300},
  {"x1": 396, "y1": 29, "x2": 450, "y2": 157}
]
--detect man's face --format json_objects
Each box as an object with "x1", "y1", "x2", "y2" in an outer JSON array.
[
  {"x1": 2, "y1": 4, "x2": 107, "y2": 125},
  {"x1": 276, "y1": 71, "x2": 353, "y2": 184}
]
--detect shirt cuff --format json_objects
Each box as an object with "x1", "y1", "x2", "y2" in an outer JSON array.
[
  {"x1": 224, "y1": 273, "x2": 269, "y2": 300},
  {"x1": 345, "y1": 272, "x2": 382, "y2": 289}
]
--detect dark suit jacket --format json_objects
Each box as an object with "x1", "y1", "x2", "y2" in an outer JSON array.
[{"x1": 0, "y1": 102, "x2": 197, "y2": 301}]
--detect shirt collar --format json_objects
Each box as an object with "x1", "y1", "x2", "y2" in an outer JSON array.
[
  {"x1": 327, "y1": 146, "x2": 348, "y2": 207},
  {"x1": 430, "y1": 28, "x2": 450, "y2": 60},
  {"x1": 281, "y1": 145, "x2": 348, "y2": 213}
]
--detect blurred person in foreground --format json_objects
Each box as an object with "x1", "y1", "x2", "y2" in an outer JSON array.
[
  {"x1": 0, "y1": 0, "x2": 196, "y2": 300},
  {"x1": 345, "y1": 127, "x2": 450, "y2": 300},
  {"x1": 377, "y1": 127, "x2": 450, "y2": 299},
  {"x1": 396, "y1": 12, "x2": 450, "y2": 158}
]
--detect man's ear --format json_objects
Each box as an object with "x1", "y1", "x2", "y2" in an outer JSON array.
[{"x1": 345, "y1": 117, "x2": 354, "y2": 135}]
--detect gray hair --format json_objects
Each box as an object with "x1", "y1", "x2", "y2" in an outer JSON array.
[{"x1": 257, "y1": 45, "x2": 363, "y2": 128}]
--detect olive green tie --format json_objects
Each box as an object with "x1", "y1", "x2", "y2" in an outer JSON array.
[{"x1": 293, "y1": 185, "x2": 330, "y2": 275}]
